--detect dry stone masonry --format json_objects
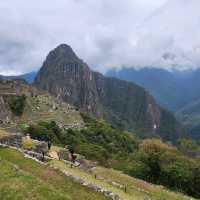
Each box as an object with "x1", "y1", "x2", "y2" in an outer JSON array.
[
  {"x1": 0, "y1": 133, "x2": 22, "y2": 148},
  {"x1": 52, "y1": 167, "x2": 122, "y2": 200}
]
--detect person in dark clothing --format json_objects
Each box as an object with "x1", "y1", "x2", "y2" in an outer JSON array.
[
  {"x1": 69, "y1": 149, "x2": 76, "y2": 163},
  {"x1": 47, "y1": 140, "x2": 52, "y2": 150}
]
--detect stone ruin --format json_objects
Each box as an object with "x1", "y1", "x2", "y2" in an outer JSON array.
[
  {"x1": 33, "y1": 142, "x2": 48, "y2": 155},
  {"x1": 78, "y1": 158, "x2": 97, "y2": 173},
  {"x1": 57, "y1": 149, "x2": 70, "y2": 160},
  {"x1": 0, "y1": 133, "x2": 22, "y2": 148},
  {"x1": 57, "y1": 148, "x2": 97, "y2": 172}
]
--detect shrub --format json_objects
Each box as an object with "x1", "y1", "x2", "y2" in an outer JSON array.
[
  {"x1": 135, "y1": 138, "x2": 200, "y2": 198},
  {"x1": 8, "y1": 95, "x2": 26, "y2": 116}
]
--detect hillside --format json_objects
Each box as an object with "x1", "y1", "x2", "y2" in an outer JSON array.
[
  {"x1": 176, "y1": 99, "x2": 200, "y2": 128},
  {"x1": 106, "y1": 67, "x2": 200, "y2": 142},
  {"x1": 34, "y1": 44, "x2": 184, "y2": 141},
  {"x1": 51, "y1": 159, "x2": 195, "y2": 200},
  {"x1": 0, "y1": 79, "x2": 84, "y2": 130},
  {"x1": 0, "y1": 147, "x2": 108, "y2": 200},
  {"x1": 0, "y1": 140, "x2": 197, "y2": 200},
  {"x1": 106, "y1": 67, "x2": 200, "y2": 112},
  {"x1": 17, "y1": 113, "x2": 200, "y2": 199},
  {"x1": 176, "y1": 99, "x2": 200, "y2": 143}
]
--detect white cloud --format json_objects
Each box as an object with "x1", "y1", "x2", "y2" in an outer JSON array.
[{"x1": 0, "y1": 0, "x2": 199, "y2": 75}]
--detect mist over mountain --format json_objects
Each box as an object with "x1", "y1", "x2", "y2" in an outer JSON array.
[{"x1": 1, "y1": 0, "x2": 200, "y2": 74}]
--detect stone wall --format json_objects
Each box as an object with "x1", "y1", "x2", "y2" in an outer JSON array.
[
  {"x1": 58, "y1": 149, "x2": 70, "y2": 160},
  {"x1": 0, "y1": 133, "x2": 22, "y2": 148}
]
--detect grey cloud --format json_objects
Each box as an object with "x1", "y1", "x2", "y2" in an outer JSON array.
[{"x1": 0, "y1": 0, "x2": 199, "y2": 75}]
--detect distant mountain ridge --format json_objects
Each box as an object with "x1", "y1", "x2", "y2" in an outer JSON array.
[
  {"x1": 107, "y1": 67, "x2": 200, "y2": 112},
  {"x1": 34, "y1": 44, "x2": 184, "y2": 141},
  {"x1": 0, "y1": 71, "x2": 37, "y2": 84}
]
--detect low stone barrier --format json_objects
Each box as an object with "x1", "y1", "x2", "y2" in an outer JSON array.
[
  {"x1": 0, "y1": 143, "x2": 122, "y2": 200},
  {"x1": 23, "y1": 149, "x2": 52, "y2": 162},
  {"x1": 0, "y1": 143, "x2": 51, "y2": 164},
  {"x1": 52, "y1": 166, "x2": 122, "y2": 200},
  {"x1": 0, "y1": 133, "x2": 22, "y2": 148}
]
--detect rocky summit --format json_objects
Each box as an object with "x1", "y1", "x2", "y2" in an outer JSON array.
[{"x1": 34, "y1": 44, "x2": 184, "y2": 141}]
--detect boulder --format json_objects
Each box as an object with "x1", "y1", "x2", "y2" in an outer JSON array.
[
  {"x1": 34, "y1": 142, "x2": 48, "y2": 155},
  {"x1": 57, "y1": 149, "x2": 70, "y2": 160}
]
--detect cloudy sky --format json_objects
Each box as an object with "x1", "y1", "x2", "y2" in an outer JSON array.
[{"x1": 0, "y1": 0, "x2": 200, "y2": 75}]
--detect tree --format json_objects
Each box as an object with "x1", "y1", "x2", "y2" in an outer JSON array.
[
  {"x1": 138, "y1": 139, "x2": 177, "y2": 183},
  {"x1": 8, "y1": 95, "x2": 26, "y2": 116}
]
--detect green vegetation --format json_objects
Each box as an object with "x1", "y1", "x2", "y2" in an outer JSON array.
[
  {"x1": 21, "y1": 115, "x2": 200, "y2": 198},
  {"x1": 22, "y1": 137, "x2": 40, "y2": 150},
  {"x1": 23, "y1": 118, "x2": 139, "y2": 166},
  {"x1": 0, "y1": 147, "x2": 109, "y2": 200},
  {"x1": 94, "y1": 166, "x2": 196, "y2": 200},
  {"x1": 178, "y1": 138, "x2": 200, "y2": 152},
  {"x1": 1, "y1": 83, "x2": 83, "y2": 130},
  {"x1": 50, "y1": 159, "x2": 195, "y2": 200},
  {"x1": 0, "y1": 145, "x2": 195, "y2": 200},
  {"x1": 8, "y1": 95, "x2": 26, "y2": 116},
  {"x1": 19, "y1": 94, "x2": 83, "y2": 126},
  {"x1": 25, "y1": 121, "x2": 62, "y2": 144},
  {"x1": 135, "y1": 139, "x2": 200, "y2": 198}
]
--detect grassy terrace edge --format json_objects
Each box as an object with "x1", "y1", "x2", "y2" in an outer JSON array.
[{"x1": 0, "y1": 147, "x2": 109, "y2": 200}]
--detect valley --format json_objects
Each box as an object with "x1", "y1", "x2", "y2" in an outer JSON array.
[
  {"x1": 0, "y1": 45, "x2": 200, "y2": 200},
  {"x1": 1, "y1": 1, "x2": 199, "y2": 199}
]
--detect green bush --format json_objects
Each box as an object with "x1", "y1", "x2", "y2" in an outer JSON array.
[
  {"x1": 8, "y1": 95, "x2": 26, "y2": 116},
  {"x1": 25, "y1": 121, "x2": 60, "y2": 144},
  {"x1": 134, "y1": 138, "x2": 200, "y2": 198}
]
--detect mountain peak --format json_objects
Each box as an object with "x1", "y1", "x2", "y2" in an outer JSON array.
[
  {"x1": 55, "y1": 44, "x2": 74, "y2": 53},
  {"x1": 34, "y1": 45, "x2": 184, "y2": 142},
  {"x1": 46, "y1": 44, "x2": 79, "y2": 63}
]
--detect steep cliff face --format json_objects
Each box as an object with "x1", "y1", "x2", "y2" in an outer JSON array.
[
  {"x1": 93, "y1": 72, "x2": 161, "y2": 133},
  {"x1": 34, "y1": 44, "x2": 184, "y2": 140},
  {"x1": 35, "y1": 44, "x2": 103, "y2": 118}
]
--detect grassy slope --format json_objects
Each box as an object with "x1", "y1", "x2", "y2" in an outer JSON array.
[
  {"x1": 0, "y1": 138, "x2": 197, "y2": 200},
  {"x1": 50, "y1": 160, "x2": 196, "y2": 200},
  {"x1": 15, "y1": 94, "x2": 83, "y2": 126},
  {"x1": 0, "y1": 147, "x2": 108, "y2": 200},
  {"x1": 95, "y1": 167, "x2": 196, "y2": 200},
  {"x1": 0, "y1": 80, "x2": 83, "y2": 129}
]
